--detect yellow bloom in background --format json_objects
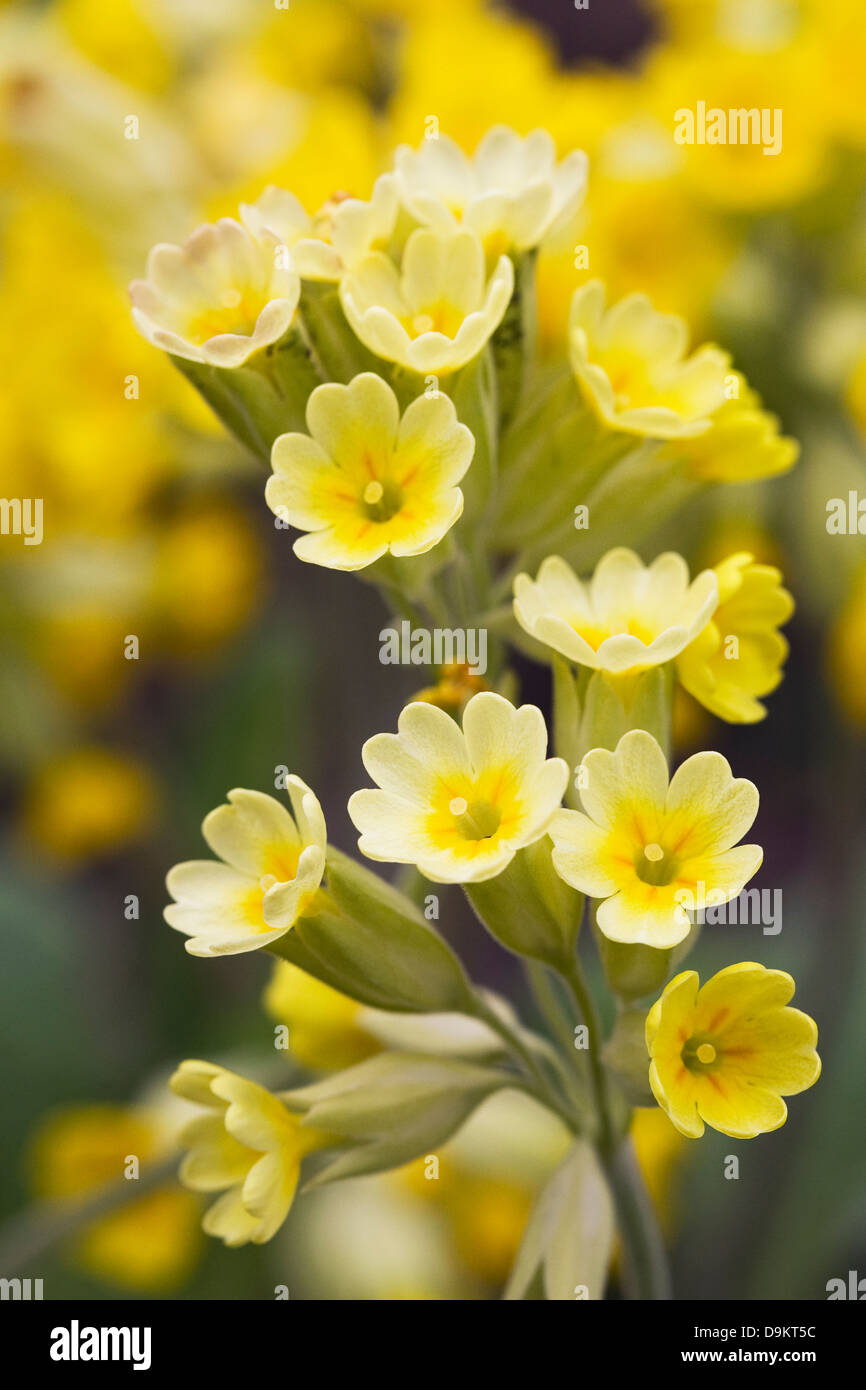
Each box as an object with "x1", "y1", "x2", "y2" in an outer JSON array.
[
  {"x1": 646, "y1": 40, "x2": 830, "y2": 213},
  {"x1": 264, "y1": 962, "x2": 381, "y2": 1072},
  {"x1": 662, "y1": 372, "x2": 799, "y2": 482},
  {"x1": 514, "y1": 549, "x2": 718, "y2": 674},
  {"x1": 393, "y1": 126, "x2": 587, "y2": 255},
  {"x1": 29, "y1": 1103, "x2": 202, "y2": 1291},
  {"x1": 170, "y1": 1061, "x2": 327, "y2": 1246},
  {"x1": 57, "y1": 0, "x2": 177, "y2": 93},
  {"x1": 647, "y1": 963, "x2": 821, "y2": 1138},
  {"x1": 676, "y1": 553, "x2": 794, "y2": 723},
  {"x1": 150, "y1": 501, "x2": 263, "y2": 656},
  {"x1": 164, "y1": 782, "x2": 326, "y2": 957},
  {"x1": 348, "y1": 691, "x2": 568, "y2": 884},
  {"x1": 827, "y1": 567, "x2": 866, "y2": 728},
  {"x1": 22, "y1": 747, "x2": 158, "y2": 861},
  {"x1": 569, "y1": 280, "x2": 729, "y2": 438},
  {"x1": 266, "y1": 373, "x2": 473, "y2": 570},
  {"x1": 130, "y1": 218, "x2": 300, "y2": 366},
  {"x1": 550, "y1": 729, "x2": 762, "y2": 947},
  {"x1": 340, "y1": 227, "x2": 513, "y2": 375},
  {"x1": 387, "y1": 6, "x2": 556, "y2": 155},
  {"x1": 240, "y1": 174, "x2": 399, "y2": 282}
]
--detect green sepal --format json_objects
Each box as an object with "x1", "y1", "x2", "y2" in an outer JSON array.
[
  {"x1": 285, "y1": 1052, "x2": 511, "y2": 1185},
  {"x1": 269, "y1": 849, "x2": 475, "y2": 1015},
  {"x1": 464, "y1": 839, "x2": 584, "y2": 970}
]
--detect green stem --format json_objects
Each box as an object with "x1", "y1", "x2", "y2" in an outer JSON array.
[
  {"x1": 559, "y1": 954, "x2": 672, "y2": 1299},
  {"x1": 523, "y1": 961, "x2": 590, "y2": 1115},
  {"x1": 473, "y1": 996, "x2": 578, "y2": 1134},
  {"x1": 604, "y1": 1138, "x2": 673, "y2": 1301},
  {"x1": 560, "y1": 956, "x2": 616, "y2": 1153}
]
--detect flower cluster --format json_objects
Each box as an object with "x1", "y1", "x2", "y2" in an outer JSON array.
[{"x1": 131, "y1": 122, "x2": 818, "y2": 1299}]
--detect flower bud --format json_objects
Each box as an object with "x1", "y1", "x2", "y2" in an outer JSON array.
[{"x1": 283, "y1": 1051, "x2": 510, "y2": 1184}]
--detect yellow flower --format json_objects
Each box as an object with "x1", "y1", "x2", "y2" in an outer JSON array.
[
  {"x1": 151, "y1": 500, "x2": 263, "y2": 655},
  {"x1": 130, "y1": 218, "x2": 300, "y2": 366},
  {"x1": 676, "y1": 553, "x2": 794, "y2": 723},
  {"x1": 266, "y1": 373, "x2": 473, "y2": 570},
  {"x1": 170, "y1": 1061, "x2": 327, "y2": 1246},
  {"x1": 662, "y1": 372, "x2": 798, "y2": 482},
  {"x1": 549, "y1": 729, "x2": 762, "y2": 947},
  {"x1": 348, "y1": 691, "x2": 568, "y2": 884},
  {"x1": 646, "y1": 963, "x2": 821, "y2": 1139},
  {"x1": 58, "y1": 0, "x2": 175, "y2": 93},
  {"x1": 340, "y1": 227, "x2": 513, "y2": 375},
  {"x1": 240, "y1": 174, "x2": 399, "y2": 282},
  {"x1": 263, "y1": 962, "x2": 381, "y2": 1072},
  {"x1": 29, "y1": 1104, "x2": 202, "y2": 1291},
  {"x1": 164, "y1": 782, "x2": 326, "y2": 957},
  {"x1": 22, "y1": 748, "x2": 157, "y2": 861},
  {"x1": 393, "y1": 126, "x2": 587, "y2": 255},
  {"x1": 647, "y1": 41, "x2": 829, "y2": 212},
  {"x1": 569, "y1": 280, "x2": 729, "y2": 438},
  {"x1": 514, "y1": 549, "x2": 718, "y2": 674}
]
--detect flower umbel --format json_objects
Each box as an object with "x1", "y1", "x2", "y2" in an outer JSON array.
[
  {"x1": 164, "y1": 781, "x2": 326, "y2": 957},
  {"x1": 514, "y1": 549, "x2": 718, "y2": 674},
  {"x1": 170, "y1": 1061, "x2": 327, "y2": 1246},
  {"x1": 550, "y1": 729, "x2": 762, "y2": 947},
  {"x1": 348, "y1": 691, "x2": 568, "y2": 883},
  {"x1": 266, "y1": 372, "x2": 473, "y2": 569},
  {"x1": 569, "y1": 280, "x2": 729, "y2": 439},
  {"x1": 646, "y1": 963, "x2": 821, "y2": 1139},
  {"x1": 130, "y1": 218, "x2": 300, "y2": 367}
]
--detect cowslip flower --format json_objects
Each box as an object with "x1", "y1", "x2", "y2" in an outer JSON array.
[
  {"x1": 348, "y1": 691, "x2": 568, "y2": 883},
  {"x1": 170, "y1": 1061, "x2": 328, "y2": 1246},
  {"x1": 676, "y1": 553, "x2": 794, "y2": 723},
  {"x1": 240, "y1": 175, "x2": 400, "y2": 282},
  {"x1": 569, "y1": 280, "x2": 729, "y2": 438},
  {"x1": 266, "y1": 372, "x2": 473, "y2": 569},
  {"x1": 164, "y1": 782, "x2": 326, "y2": 957},
  {"x1": 662, "y1": 373, "x2": 798, "y2": 482},
  {"x1": 130, "y1": 218, "x2": 300, "y2": 366},
  {"x1": 549, "y1": 729, "x2": 762, "y2": 947},
  {"x1": 340, "y1": 227, "x2": 513, "y2": 375},
  {"x1": 646, "y1": 963, "x2": 821, "y2": 1139},
  {"x1": 513, "y1": 549, "x2": 718, "y2": 674},
  {"x1": 393, "y1": 126, "x2": 588, "y2": 255}
]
